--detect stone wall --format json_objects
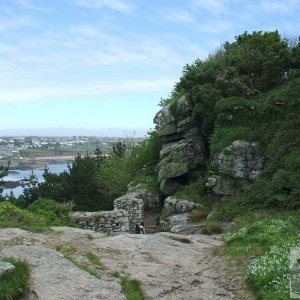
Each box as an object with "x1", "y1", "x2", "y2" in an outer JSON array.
[
  {"x1": 114, "y1": 193, "x2": 144, "y2": 233},
  {"x1": 71, "y1": 209, "x2": 129, "y2": 233},
  {"x1": 206, "y1": 140, "x2": 265, "y2": 198}
]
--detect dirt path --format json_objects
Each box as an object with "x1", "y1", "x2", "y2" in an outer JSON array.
[{"x1": 0, "y1": 227, "x2": 253, "y2": 300}]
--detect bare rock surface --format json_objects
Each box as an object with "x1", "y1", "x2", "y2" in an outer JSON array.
[
  {"x1": 0, "y1": 227, "x2": 253, "y2": 300},
  {"x1": 0, "y1": 245, "x2": 125, "y2": 300}
]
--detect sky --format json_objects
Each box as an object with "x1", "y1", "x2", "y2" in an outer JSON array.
[{"x1": 0, "y1": 0, "x2": 299, "y2": 137}]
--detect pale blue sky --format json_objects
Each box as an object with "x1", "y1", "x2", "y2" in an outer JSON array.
[{"x1": 0, "y1": 0, "x2": 299, "y2": 136}]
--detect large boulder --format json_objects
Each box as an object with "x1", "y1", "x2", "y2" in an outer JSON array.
[
  {"x1": 154, "y1": 95, "x2": 198, "y2": 140},
  {"x1": 158, "y1": 138, "x2": 206, "y2": 195},
  {"x1": 207, "y1": 140, "x2": 265, "y2": 198},
  {"x1": 162, "y1": 197, "x2": 200, "y2": 215}
]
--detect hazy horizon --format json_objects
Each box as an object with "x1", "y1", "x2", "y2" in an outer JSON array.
[{"x1": 0, "y1": 127, "x2": 149, "y2": 137}]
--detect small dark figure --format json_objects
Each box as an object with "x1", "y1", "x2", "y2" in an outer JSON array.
[{"x1": 135, "y1": 223, "x2": 140, "y2": 234}]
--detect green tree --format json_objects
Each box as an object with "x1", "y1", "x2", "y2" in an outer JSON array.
[
  {"x1": 112, "y1": 141, "x2": 126, "y2": 158},
  {"x1": 22, "y1": 172, "x2": 40, "y2": 205}
]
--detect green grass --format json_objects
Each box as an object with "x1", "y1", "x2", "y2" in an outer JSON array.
[
  {"x1": 64, "y1": 255, "x2": 101, "y2": 279},
  {"x1": 85, "y1": 251, "x2": 104, "y2": 268},
  {"x1": 0, "y1": 258, "x2": 30, "y2": 300},
  {"x1": 120, "y1": 276, "x2": 145, "y2": 300},
  {"x1": 220, "y1": 211, "x2": 300, "y2": 299}
]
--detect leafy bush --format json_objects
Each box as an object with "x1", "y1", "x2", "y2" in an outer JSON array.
[
  {"x1": 0, "y1": 201, "x2": 36, "y2": 225},
  {"x1": 0, "y1": 258, "x2": 30, "y2": 299},
  {"x1": 27, "y1": 198, "x2": 74, "y2": 226}
]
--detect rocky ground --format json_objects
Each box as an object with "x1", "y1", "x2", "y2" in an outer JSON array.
[{"x1": 0, "y1": 227, "x2": 253, "y2": 300}]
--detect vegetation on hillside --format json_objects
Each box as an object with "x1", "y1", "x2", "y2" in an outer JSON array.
[
  {"x1": 161, "y1": 30, "x2": 299, "y2": 216},
  {"x1": 220, "y1": 211, "x2": 300, "y2": 299}
]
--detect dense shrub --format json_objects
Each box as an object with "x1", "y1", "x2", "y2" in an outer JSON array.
[
  {"x1": 27, "y1": 198, "x2": 74, "y2": 226},
  {"x1": 0, "y1": 201, "x2": 36, "y2": 224}
]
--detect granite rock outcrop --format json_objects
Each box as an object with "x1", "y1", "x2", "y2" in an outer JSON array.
[
  {"x1": 154, "y1": 95, "x2": 206, "y2": 195},
  {"x1": 206, "y1": 140, "x2": 265, "y2": 198}
]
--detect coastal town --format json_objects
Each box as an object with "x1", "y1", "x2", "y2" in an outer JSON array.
[{"x1": 0, "y1": 136, "x2": 144, "y2": 170}]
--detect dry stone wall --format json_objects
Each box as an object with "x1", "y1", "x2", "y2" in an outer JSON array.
[{"x1": 71, "y1": 210, "x2": 129, "y2": 233}]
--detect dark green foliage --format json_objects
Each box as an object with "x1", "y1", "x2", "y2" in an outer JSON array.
[
  {"x1": 223, "y1": 31, "x2": 290, "y2": 91},
  {"x1": 112, "y1": 141, "x2": 126, "y2": 158},
  {"x1": 65, "y1": 154, "x2": 105, "y2": 211},
  {"x1": 0, "y1": 258, "x2": 30, "y2": 300},
  {"x1": 130, "y1": 130, "x2": 162, "y2": 176},
  {"x1": 22, "y1": 154, "x2": 108, "y2": 211},
  {"x1": 0, "y1": 162, "x2": 10, "y2": 200}
]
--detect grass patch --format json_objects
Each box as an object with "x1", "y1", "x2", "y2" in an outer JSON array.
[
  {"x1": 55, "y1": 244, "x2": 76, "y2": 256},
  {"x1": 85, "y1": 251, "x2": 104, "y2": 268},
  {"x1": 64, "y1": 255, "x2": 101, "y2": 279},
  {"x1": 190, "y1": 208, "x2": 208, "y2": 222},
  {"x1": 201, "y1": 222, "x2": 222, "y2": 234},
  {"x1": 0, "y1": 258, "x2": 30, "y2": 300},
  {"x1": 120, "y1": 276, "x2": 145, "y2": 300}
]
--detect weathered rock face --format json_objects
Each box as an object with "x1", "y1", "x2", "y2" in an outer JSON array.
[
  {"x1": 154, "y1": 95, "x2": 206, "y2": 195},
  {"x1": 206, "y1": 140, "x2": 265, "y2": 198},
  {"x1": 162, "y1": 197, "x2": 200, "y2": 215}
]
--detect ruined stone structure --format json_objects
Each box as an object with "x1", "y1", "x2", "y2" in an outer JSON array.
[
  {"x1": 71, "y1": 189, "x2": 147, "y2": 234},
  {"x1": 71, "y1": 210, "x2": 129, "y2": 233},
  {"x1": 127, "y1": 187, "x2": 160, "y2": 210},
  {"x1": 114, "y1": 192, "x2": 144, "y2": 233}
]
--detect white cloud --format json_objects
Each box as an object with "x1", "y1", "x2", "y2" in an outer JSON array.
[
  {"x1": 0, "y1": 15, "x2": 38, "y2": 32},
  {"x1": 163, "y1": 9, "x2": 197, "y2": 24},
  {"x1": 192, "y1": 0, "x2": 228, "y2": 14},
  {"x1": 198, "y1": 20, "x2": 232, "y2": 33},
  {"x1": 0, "y1": 78, "x2": 176, "y2": 103},
  {"x1": 72, "y1": 0, "x2": 133, "y2": 12},
  {"x1": 261, "y1": 0, "x2": 300, "y2": 13}
]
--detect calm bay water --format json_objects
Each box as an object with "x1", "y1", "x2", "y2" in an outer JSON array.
[{"x1": 2, "y1": 164, "x2": 69, "y2": 198}]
